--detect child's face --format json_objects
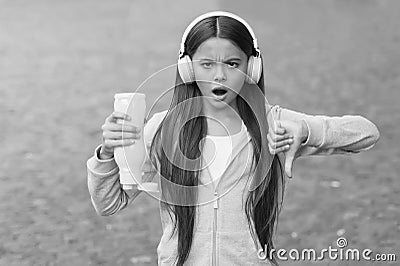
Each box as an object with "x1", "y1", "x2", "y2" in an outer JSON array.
[{"x1": 192, "y1": 37, "x2": 248, "y2": 111}]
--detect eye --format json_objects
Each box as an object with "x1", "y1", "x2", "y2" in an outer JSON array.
[
  {"x1": 227, "y1": 62, "x2": 239, "y2": 68},
  {"x1": 201, "y1": 62, "x2": 213, "y2": 69}
]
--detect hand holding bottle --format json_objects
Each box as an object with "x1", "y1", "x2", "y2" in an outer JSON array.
[{"x1": 100, "y1": 111, "x2": 142, "y2": 160}]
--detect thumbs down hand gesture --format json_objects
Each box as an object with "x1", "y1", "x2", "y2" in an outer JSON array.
[{"x1": 267, "y1": 119, "x2": 309, "y2": 178}]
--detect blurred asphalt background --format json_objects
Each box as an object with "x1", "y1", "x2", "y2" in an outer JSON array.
[{"x1": 0, "y1": 0, "x2": 399, "y2": 265}]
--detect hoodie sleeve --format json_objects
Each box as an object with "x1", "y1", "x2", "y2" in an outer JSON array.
[
  {"x1": 268, "y1": 105, "x2": 380, "y2": 157},
  {"x1": 86, "y1": 110, "x2": 167, "y2": 216}
]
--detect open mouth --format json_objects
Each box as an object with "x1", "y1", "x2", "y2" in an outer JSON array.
[{"x1": 212, "y1": 87, "x2": 228, "y2": 96}]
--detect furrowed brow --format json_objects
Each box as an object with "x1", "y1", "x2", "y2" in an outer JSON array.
[
  {"x1": 198, "y1": 57, "x2": 214, "y2": 61},
  {"x1": 224, "y1": 57, "x2": 242, "y2": 61}
]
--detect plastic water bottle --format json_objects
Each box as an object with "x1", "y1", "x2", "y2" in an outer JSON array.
[{"x1": 113, "y1": 93, "x2": 158, "y2": 192}]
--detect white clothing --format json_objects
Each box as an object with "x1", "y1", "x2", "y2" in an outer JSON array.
[{"x1": 202, "y1": 121, "x2": 247, "y2": 187}]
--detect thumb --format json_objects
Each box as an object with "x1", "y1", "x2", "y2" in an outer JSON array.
[{"x1": 284, "y1": 153, "x2": 295, "y2": 178}]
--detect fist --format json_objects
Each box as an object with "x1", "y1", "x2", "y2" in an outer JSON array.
[{"x1": 267, "y1": 121, "x2": 294, "y2": 155}]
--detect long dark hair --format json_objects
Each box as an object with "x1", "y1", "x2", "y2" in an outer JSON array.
[{"x1": 149, "y1": 15, "x2": 285, "y2": 266}]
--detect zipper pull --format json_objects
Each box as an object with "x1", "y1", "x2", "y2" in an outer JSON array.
[{"x1": 213, "y1": 191, "x2": 218, "y2": 209}]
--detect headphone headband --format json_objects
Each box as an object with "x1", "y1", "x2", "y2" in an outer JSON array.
[{"x1": 179, "y1": 11, "x2": 260, "y2": 58}]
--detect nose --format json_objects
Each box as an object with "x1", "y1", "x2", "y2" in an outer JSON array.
[{"x1": 214, "y1": 62, "x2": 226, "y2": 82}]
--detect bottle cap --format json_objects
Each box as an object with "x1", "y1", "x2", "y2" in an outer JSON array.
[
  {"x1": 138, "y1": 182, "x2": 159, "y2": 193},
  {"x1": 122, "y1": 184, "x2": 136, "y2": 190},
  {"x1": 119, "y1": 171, "x2": 141, "y2": 187},
  {"x1": 114, "y1": 93, "x2": 146, "y2": 100}
]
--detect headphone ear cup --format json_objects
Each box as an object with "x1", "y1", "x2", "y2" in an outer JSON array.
[
  {"x1": 177, "y1": 55, "x2": 195, "y2": 84},
  {"x1": 246, "y1": 56, "x2": 262, "y2": 84}
]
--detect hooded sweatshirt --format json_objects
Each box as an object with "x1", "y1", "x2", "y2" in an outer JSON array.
[{"x1": 87, "y1": 105, "x2": 379, "y2": 265}]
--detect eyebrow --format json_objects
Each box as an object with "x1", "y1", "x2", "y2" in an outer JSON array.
[{"x1": 198, "y1": 57, "x2": 242, "y2": 62}]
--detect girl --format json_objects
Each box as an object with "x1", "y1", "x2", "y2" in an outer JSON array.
[{"x1": 87, "y1": 11, "x2": 380, "y2": 266}]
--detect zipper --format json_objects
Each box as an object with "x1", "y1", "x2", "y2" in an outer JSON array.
[
  {"x1": 212, "y1": 190, "x2": 218, "y2": 266},
  {"x1": 205, "y1": 128, "x2": 251, "y2": 266}
]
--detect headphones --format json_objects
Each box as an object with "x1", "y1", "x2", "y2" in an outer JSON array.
[{"x1": 177, "y1": 11, "x2": 263, "y2": 85}]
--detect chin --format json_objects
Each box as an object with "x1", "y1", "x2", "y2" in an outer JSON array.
[{"x1": 214, "y1": 98, "x2": 237, "y2": 109}]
